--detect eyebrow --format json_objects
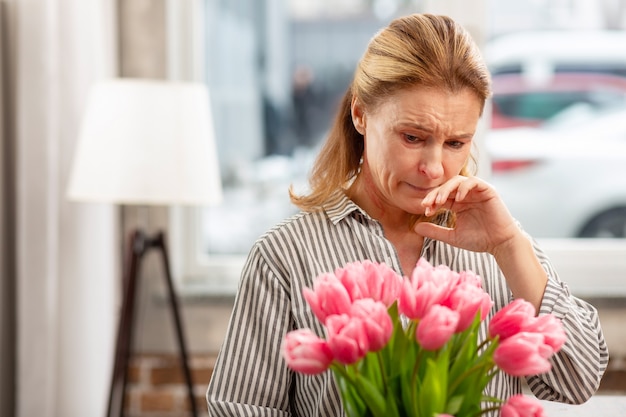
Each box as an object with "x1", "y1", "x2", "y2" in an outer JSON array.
[{"x1": 399, "y1": 122, "x2": 474, "y2": 140}]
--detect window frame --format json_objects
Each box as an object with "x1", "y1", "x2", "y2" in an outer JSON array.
[{"x1": 165, "y1": 0, "x2": 245, "y2": 296}]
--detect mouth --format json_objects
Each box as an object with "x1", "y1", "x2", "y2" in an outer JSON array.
[{"x1": 404, "y1": 182, "x2": 436, "y2": 196}]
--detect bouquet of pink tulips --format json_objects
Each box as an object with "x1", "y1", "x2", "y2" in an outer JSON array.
[{"x1": 282, "y1": 259, "x2": 566, "y2": 417}]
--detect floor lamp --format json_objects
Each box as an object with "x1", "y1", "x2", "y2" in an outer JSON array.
[{"x1": 66, "y1": 79, "x2": 223, "y2": 417}]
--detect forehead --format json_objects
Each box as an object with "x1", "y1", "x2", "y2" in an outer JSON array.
[{"x1": 371, "y1": 85, "x2": 483, "y2": 124}]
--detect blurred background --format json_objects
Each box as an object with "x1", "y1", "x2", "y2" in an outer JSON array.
[
  {"x1": 2, "y1": 0, "x2": 626, "y2": 416},
  {"x1": 201, "y1": 0, "x2": 626, "y2": 256}
]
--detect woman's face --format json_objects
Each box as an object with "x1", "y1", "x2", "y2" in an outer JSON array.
[{"x1": 351, "y1": 85, "x2": 482, "y2": 217}]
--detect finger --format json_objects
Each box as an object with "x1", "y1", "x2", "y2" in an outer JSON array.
[
  {"x1": 424, "y1": 195, "x2": 458, "y2": 217},
  {"x1": 422, "y1": 176, "x2": 464, "y2": 207},
  {"x1": 456, "y1": 177, "x2": 493, "y2": 202},
  {"x1": 454, "y1": 176, "x2": 479, "y2": 201},
  {"x1": 422, "y1": 193, "x2": 449, "y2": 216},
  {"x1": 414, "y1": 221, "x2": 455, "y2": 242},
  {"x1": 421, "y1": 190, "x2": 437, "y2": 207}
]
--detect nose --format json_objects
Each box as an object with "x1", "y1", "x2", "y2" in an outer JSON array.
[{"x1": 418, "y1": 146, "x2": 444, "y2": 179}]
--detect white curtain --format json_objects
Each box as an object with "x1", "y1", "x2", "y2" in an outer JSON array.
[{"x1": 12, "y1": 0, "x2": 119, "y2": 416}]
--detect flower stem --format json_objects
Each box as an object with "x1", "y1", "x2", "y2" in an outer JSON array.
[
  {"x1": 376, "y1": 350, "x2": 387, "y2": 394},
  {"x1": 449, "y1": 362, "x2": 488, "y2": 394},
  {"x1": 476, "y1": 405, "x2": 502, "y2": 416},
  {"x1": 410, "y1": 348, "x2": 424, "y2": 417},
  {"x1": 411, "y1": 349, "x2": 424, "y2": 386},
  {"x1": 331, "y1": 363, "x2": 356, "y2": 384},
  {"x1": 476, "y1": 337, "x2": 493, "y2": 353}
]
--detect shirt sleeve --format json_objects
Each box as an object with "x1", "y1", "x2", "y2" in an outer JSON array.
[
  {"x1": 526, "y1": 242, "x2": 610, "y2": 404},
  {"x1": 206, "y1": 244, "x2": 293, "y2": 417}
]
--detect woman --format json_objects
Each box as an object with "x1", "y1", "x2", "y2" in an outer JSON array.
[{"x1": 206, "y1": 13, "x2": 608, "y2": 416}]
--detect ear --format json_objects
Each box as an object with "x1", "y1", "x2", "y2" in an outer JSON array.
[{"x1": 351, "y1": 95, "x2": 366, "y2": 135}]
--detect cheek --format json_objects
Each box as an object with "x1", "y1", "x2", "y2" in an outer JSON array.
[
  {"x1": 363, "y1": 135, "x2": 390, "y2": 169},
  {"x1": 443, "y1": 150, "x2": 472, "y2": 175},
  {"x1": 360, "y1": 152, "x2": 397, "y2": 193},
  {"x1": 364, "y1": 145, "x2": 400, "y2": 178}
]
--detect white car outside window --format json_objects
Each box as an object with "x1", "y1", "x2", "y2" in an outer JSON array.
[{"x1": 487, "y1": 105, "x2": 626, "y2": 238}]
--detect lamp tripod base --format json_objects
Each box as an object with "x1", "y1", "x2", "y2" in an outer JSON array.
[{"x1": 107, "y1": 229, "x2": 198, "y2": 417}]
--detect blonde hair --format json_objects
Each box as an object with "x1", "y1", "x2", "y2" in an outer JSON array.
[{"x1": 290, "y1": 14, "x2": 491, "y2": 214}]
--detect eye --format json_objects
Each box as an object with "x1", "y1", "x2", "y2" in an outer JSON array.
[
  {"x1": 446, "y1": 140, "x2": 466, "y2": 149},
  {"x1": 404, "y1": 134, "x2": 423, "y2": 143}
]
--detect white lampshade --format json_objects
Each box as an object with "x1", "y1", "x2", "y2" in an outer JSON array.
[{"x1": 67, "y1": 78, "x2": 223, "y2": 206}]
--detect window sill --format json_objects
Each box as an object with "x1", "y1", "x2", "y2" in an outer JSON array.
[
  {"x1": 176, "y1": 279, "x2": 238, "y2": 303},
  {"x1": 172, "y1": 238, "x2": 626, "y2": 302}
]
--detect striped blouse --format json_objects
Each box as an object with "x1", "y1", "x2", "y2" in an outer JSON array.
[{"x1": 206, "y1": 192, "x2": 609, "y2": 417}]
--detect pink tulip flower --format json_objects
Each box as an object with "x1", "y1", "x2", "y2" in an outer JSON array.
[
  {"x1": 326, "y1": 314, "x2": 370, "y2": 364},
  {"x1": 349, "y1": 298, "x2": 393, "y2": 351},
  {"x1": 457, "y1": 270, "x2": 482, "y2": 288},
  {"x1": 334, "y1": 260, "x2": 403, "y2": 306},
  {"x1": 361, "y1": 260, "x2": 404, "y2": 306},
  {"x1": 489, "y1": 298, "x2": 536, "y2": 341},
  {"x1": 282, "y1": 329, "x2": 334, "y2": 375},
  {"x1": 524, "y1": 314, "x2": 566, "y2": 353},
  {"x1": 417, "y1": 304, "x2": 460, "y2": 351},
  {"x1": 500, "y1": 394, "x2": 546, "y2": 417},
  {"x1": 399, "y1": 279, "x2": 444, "y2": 320},
  {"x1": 446, "y1": 283, "x2": 493, "y2": 332},
  {"x1": 303, "y1": 272, "x2": 352, "y2": 324},
  {"x1": 493, "y1": 332, "x2": 553, "y2": 376},
  {"x1": 411, "y1": 258, "x2": 460, "y2": 289},
  {"x1": 399, "y1": 259, "x2": 457, "y2": 320},
  {"x1": 333, "y1": 262, "x2": 369, "y2": 301}
]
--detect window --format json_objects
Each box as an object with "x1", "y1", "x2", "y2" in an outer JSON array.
[
  {"x1": 169, "y1": 0, "x2": 626, "y2": 298},
  {"x1": 169, "y1": 0, "x2": 390, "y2": 293}
]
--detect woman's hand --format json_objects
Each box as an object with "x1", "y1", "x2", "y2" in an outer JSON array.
[
  {"x1": 414, "y1": 175, "x2": 520, "y2": 255},
  {"x1": 415, "y1": 175, "x2": 548, "y2": 310}
]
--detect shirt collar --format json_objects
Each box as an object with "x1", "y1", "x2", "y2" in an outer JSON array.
[
  {"x1": 322, "y1": 190, "x2": 436, "y2": 257},
  {"x1": 323, "y1": 190, "x2": 371, "y2": 225}
]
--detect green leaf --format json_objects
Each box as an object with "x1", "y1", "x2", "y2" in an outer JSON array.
[
  {"x1": 445, "y1": 394, "x2": 464, "y2": 415},
  {"x1": 333, "y1": 367, "x2": 367, "y2": 417},
  {"x1": 354, "y1": 373, "x2": 388, "y2": 417},
  {"x1": 417, "y1": 358, "x2": 446, "y2": 417},
  {"x1": 449, "y1": 327, "x2": 479, "y2": 387},
  {"x1": 360, "y1": 351, "x2": 384, "y2": 393},
  {"x1": 399, "y1": 369, "x2": 415, "y2": 416},
  {"x1": 388, "y1": 312, "x2": 409, "y2": 378},
  {"x1": 384, "y1": 385, "x2": 401, "y2": 417}
]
